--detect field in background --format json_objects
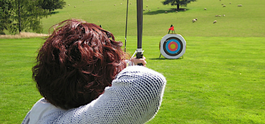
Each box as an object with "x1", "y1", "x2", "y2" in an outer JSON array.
[
  {"x1": 41, "y1": 0, "x2": 265, "y2": 37},
  {"x1": 0, "y1": 0, "x2": 265, "y2": 123}
]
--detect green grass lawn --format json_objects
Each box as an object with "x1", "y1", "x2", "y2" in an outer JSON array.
[
  {"x1": 1, "y1": 0, "x2": 265, "y2": 123},
  {"x1": 0, "y1": 38, "x2": 43, "y2": 123},
  {"x1": 0, "y1": 36, "x2": 264, "y2": 123}
]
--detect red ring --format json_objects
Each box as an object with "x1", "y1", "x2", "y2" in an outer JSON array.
[{"x1": 168, "y1": 41, "x2": 178, "y2": 51}]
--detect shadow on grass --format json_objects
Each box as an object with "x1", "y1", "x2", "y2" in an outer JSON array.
[
  {"x1": 149, "y1": 56, "x2": 184, "y2": 60},
  {"x1": 48, "y1": 11, "x2": 60, "y2": 15},
  {"x1": 144, "y1": 8, "x2": 189, "y2": 15}
]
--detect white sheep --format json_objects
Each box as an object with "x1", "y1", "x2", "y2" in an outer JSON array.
[
  {"x1": 204, "y1": 8, "x2": 207, "y2": 10},
  {"x1": 192, "y1": 18, "x2": 197, "y2": 23},
  {"x1": 238, "y1": 4, "x2": 242, "y2": 7},
  {"x1": 213, "y1": 20, "x2": 217, "y2": 24}
]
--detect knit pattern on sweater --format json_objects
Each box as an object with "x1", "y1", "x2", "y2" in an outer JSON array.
[{"x1": 22, "y1": 66, "x2": 166, "y2": 124}]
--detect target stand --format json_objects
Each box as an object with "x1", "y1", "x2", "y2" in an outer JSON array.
[{"x1": 159, "y1": 34, "x2": 186, "y2": 59}]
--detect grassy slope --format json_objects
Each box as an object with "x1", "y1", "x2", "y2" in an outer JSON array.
[{"x1": 41, "y1": 0, "x2": 265, "y2": 37}]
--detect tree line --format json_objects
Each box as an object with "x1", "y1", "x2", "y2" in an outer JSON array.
[{"x1": 0, "y1": 0, "x2": 66, "y2": 35}]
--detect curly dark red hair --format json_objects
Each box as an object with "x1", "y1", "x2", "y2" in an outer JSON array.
[{"x1": 32, "y1": 19, "x2": 126, "y2": 109}]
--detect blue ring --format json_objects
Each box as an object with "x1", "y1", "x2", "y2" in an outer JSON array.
[{"x1": 165, "y1": 39, "x2": 181, "y2": 54}]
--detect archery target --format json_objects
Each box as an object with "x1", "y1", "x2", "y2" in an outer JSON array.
[{"x1": 160, "y1": 34, "x2": 186, "y2": 59}]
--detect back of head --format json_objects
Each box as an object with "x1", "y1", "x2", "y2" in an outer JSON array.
[{"x1": 32, "y1": 19, "x2": 126, "y2": 109}]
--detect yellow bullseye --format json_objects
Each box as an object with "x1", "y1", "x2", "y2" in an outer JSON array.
[{"x1": 170, "y1": 44, "x2": 176, "y2": 49}]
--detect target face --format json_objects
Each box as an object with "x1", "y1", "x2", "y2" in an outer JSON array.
[{"x1": 160, "y1": 34, "x2": 186, "y2": 59}]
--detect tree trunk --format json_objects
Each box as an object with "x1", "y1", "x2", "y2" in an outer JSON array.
[
  {"x1": 18, "y1": 0, "x2": 21, "y2": 33},
  {"x1": 177, "y1": 4, "x2": 180, "y2": 10}
]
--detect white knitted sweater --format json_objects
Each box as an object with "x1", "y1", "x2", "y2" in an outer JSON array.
[{"x1": 22, "y1": 66, "x2": 166, "y2": 124}]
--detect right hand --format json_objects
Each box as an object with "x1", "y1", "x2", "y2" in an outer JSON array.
[{"x1": 131, "y1": 56, "x2": 147, "y2": 66}]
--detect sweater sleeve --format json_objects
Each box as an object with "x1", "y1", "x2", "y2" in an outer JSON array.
[{"x1": 54, "y1": 66, "x2": 166, "y2": 124}]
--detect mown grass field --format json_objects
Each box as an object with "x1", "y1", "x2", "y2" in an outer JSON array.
[
  {"x1": 41, "y1": 0, "x2": 265, "y2": 37},
  {"x1": 0, "y1": 0, "x2": 265, "y2": 123}
]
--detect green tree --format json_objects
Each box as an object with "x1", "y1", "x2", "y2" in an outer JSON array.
[
  {"x1": 38, "y1": 0, "x2": 66, "y2": 12},
  {"x1": 0, "y1": 0, "x2": 13, "y2": 34},
  {"x1": 162, "y1": 0, "x2": 196, "y2": 10},
  {"x1": 0, "y1": 0, "x2": 48, "y2": 34}
]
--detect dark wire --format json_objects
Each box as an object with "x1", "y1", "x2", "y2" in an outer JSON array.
[{"x1": 124, "y1": 0, "x2": 129, "y2": 52}]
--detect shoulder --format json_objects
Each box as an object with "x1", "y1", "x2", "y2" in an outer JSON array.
[
  {"x1": 22, "y1": 98, "x2": 66, "y2": 124},
  {"x1": 52, "y1": 66, "x2": 166, "y2": 124},
  {"x1": 113, "y1": 66, "x2": 166, "y2": 92},
  {"x1": 116, "y1": 66, "x2": 166, "y2": 81}
]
